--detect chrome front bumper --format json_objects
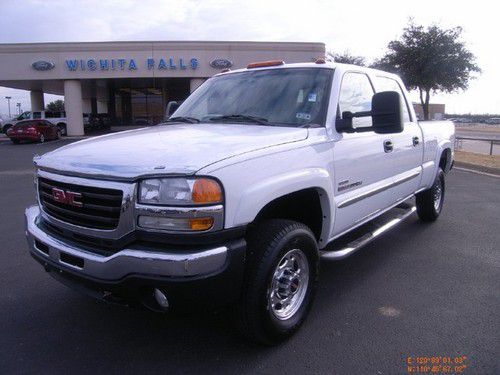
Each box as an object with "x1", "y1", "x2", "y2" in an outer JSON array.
[{"x1": 25, "y1": 205, "x2": 228, "y2": 281}]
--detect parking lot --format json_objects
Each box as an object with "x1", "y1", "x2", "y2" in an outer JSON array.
[{"x1": 0, "y1": 138, "x2": 498, "y2": 374}]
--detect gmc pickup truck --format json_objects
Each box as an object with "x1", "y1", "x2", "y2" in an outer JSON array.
[{"x1": 25, "y1": 60, "x2": 454, "y2": 345}]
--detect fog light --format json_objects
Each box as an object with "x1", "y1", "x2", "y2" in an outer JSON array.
[
  {"x1": 138, "y1": 216, "x2": 213, "y2": 231},
  {"x1": 154, "y1": 289, "x2": 169, "y2": 310}
]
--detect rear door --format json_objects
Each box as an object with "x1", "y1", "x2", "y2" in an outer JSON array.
[
  {"x1": 372, "y1": 75, "x2": 423, "y2": 200},
  {"x1": 332, "y1": 72, "x2": 398, "y2": 236}
]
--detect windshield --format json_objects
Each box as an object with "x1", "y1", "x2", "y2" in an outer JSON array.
[
  {"x1": 17, "y1": 112, "x2": 31, "y2": 120},
  {"x1": 172, "y1": 68, "x2": 333, "y2": 127}
]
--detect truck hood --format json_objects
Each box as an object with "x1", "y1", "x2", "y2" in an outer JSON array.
[{"x1": 35, "y1": 124, "x2": 308, "y2": 180}]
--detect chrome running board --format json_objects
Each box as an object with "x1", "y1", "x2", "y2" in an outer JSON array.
[{"x1": 320, "y1": 202, "x2": 417, "y2": 261}]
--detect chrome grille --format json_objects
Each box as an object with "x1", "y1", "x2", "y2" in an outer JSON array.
[{"x1": 38, "y1": 177, "x2": 123, "y2": 230}]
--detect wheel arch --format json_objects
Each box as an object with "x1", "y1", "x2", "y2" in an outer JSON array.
[
  {"x1": 439, "y1": 147, "x2": 453, "y2": 173},
  {"x1": 230, "y1": 168, "x2": 334, "y2": 246}
]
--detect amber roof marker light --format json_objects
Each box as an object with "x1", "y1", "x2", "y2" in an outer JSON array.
[{"x1": 247, "y1": 60, "x2": 285, "y2": 69}]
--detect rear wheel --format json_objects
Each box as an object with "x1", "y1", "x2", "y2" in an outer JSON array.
[
  {"x1": 39, "y1": 134, "x2": 45, "y2": 143},
  {"x1": 56, "y1": 129, "x2": 62, "y2": 139},
  {"x1": 416, "y1": 168, "x2": 445, "y2": 222},
  {"x1": 236, "y1": 219, "x2": 319, "y2": 345}
]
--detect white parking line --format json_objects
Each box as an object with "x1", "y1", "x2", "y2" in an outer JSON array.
[{"x1": 454, "y1": 167, "x2": 500, "y2": 178}]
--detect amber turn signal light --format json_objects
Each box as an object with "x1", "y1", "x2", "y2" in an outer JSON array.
[
  {"x1": 189, "y1": 217, "x2": 214, "y2": 231},
  {"x1": 192, "y1": 178, "x2": 223, "y2": 204}
]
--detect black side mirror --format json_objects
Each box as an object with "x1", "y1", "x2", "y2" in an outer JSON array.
[
  {"x1": 165, "y1": 101, "x2": 180, "y2": 118},
  {"x1": 335, "y1": 91, "x2": 404, "y2": 134},
  {"x1": 371, "y1": 91, "x2": 404, "y2": 134}
]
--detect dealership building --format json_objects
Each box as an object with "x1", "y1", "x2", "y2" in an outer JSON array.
[{"x1": 0, "y1": 41, "x2": 325, "y2": 135}]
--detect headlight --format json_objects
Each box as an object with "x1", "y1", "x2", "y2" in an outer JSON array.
[
  {"x1": 137, "y1": 177, "x2": 223, "y2": 232},
  {"x1": 138, "y1": 177, "x2": 223, "y2": 205}
]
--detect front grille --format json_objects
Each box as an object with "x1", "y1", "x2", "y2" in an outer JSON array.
[{"x1": 38, "y1": 177, "x2": 123, "y2": 230}]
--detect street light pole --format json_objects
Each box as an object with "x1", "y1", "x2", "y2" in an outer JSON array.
[
  {"x1": 5, "y1": 96, "x2": 11, "y2": 117},
  {"x1": 16, "y1": 103, "x2": 21, "y2": 115}
]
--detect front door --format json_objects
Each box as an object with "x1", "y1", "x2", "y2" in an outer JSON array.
[{"x1": 332, "y1": 72, "x2": 397, "y2": 237}]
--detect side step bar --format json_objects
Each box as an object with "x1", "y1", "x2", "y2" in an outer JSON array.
[{"x1": 320, "y1": 203, "x2": 417, "y2": 261}]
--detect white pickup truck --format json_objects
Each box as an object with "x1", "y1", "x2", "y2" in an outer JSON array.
[
  {"x1": 25, "y1": 60, "x2": 454, "y2": 345},
  {"x1": 2, "y1": 111, "x2": 68, "y2": 135}
]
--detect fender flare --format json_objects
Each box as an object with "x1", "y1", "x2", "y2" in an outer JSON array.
[
  {"x1": 436, "y1": 139, "x2": 453, "y2": 173},
  {"x1": 231, "y1": 167, "x2": 335, "y2": 242}
]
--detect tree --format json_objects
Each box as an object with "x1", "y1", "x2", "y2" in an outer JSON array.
[
  {"x1": 372, "y1": 22, "x2": 480, "y2": 120},
  {"x1": 327, "y1": 51, "x2": 366, "y2": 66},
  {"x1": 45, "y1": 99, "x2": 64, "y2": 112}
]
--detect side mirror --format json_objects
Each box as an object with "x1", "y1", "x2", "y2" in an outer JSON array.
[
  {"x1": 371, "y1": 91, "x2": 404, "y2": 134},
  {"x1": 335, "y1": 91, "x2": 404, "y2": 134},
  {"x1": 165, "y1": 101, "x2": 180, "y2": 119}
]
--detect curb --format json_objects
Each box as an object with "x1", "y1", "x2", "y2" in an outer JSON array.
[{"x1": 453, "y1": 161, "x2": 500, "y2": 178}]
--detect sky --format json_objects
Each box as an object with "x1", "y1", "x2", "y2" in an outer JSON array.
[{"x1": 0, "y1": 0, "x2": 498, "y2": 118}]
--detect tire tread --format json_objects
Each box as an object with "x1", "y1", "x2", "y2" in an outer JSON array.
[{"x1": 237, "y1": 219, "x2": 318, "y2": 345}]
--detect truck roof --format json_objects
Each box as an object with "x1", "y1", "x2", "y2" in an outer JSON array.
[{"x1": 215, "y1": 61, "x2": 401, "y2": 81}]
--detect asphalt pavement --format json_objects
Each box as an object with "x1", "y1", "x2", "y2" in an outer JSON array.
[{"x1": 0, "y1": 138, "x2": 498, "y2": 374}]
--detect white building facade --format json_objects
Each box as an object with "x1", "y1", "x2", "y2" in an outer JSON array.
[{"x1": 0, "y1": 41, "x2": 325, "y2": 135}]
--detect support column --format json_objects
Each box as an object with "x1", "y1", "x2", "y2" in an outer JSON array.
[
  {"x1": 190, "y1": 78, "x2": 205, "y2": 93},
  {"x1": 30, "y1": 90, "x2": 44, "y2": 111},
  {"x1": 64, "y1": 80, "x2": 84, "y2": 136}
]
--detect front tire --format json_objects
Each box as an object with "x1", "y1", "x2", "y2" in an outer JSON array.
[
  {"x1": 236, "y1": 219, "x2": 319, "y2": 345},
  {"x1": 416, "y1": 168, "x2": 445, "y2": 222},
  {"x1": 39, "y1": 134, "x2": 45, "y2": 143}
]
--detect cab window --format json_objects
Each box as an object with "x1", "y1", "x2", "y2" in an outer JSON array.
[
  {"x1": 374, "y1": 76, "x2": 411, "y2": 122},
  {"x1": 338, "y1": 72, "x2": 374, "y2": 128}
]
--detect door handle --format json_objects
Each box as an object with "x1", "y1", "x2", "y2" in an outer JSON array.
[
  {"x1": 383, "y1": 140, "x2": 393, "y2": 153},
  {"x1": 412, "y1": 136, "x2": 420, "y2": 146}
]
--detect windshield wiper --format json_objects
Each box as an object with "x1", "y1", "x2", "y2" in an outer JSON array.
[
  {"x1": 167, "y1": 116, "x2": 200, "y2": 124},
  {"x1": 208, "y1": 114, "x2": 270, "y2": 125},
  {"x1": 298, "y1": 123, "x2": 322, "y2": 128}
]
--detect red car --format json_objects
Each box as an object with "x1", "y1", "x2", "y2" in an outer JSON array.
[{"x1": 6, "y1": 120, "x2": 61, "y2": 144}]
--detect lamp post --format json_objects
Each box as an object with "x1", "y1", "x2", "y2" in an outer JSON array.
[
  {"x1": 5, "y1": 96, "x2": 11, "y2": 117},
  {"x1": 16, "y1": 103, "x2": 21, "y2": 115}
]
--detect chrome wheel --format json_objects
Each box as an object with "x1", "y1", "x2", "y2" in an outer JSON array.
[
  {"x1": 268, "y1": 248, "x2": 309, "y2": 320},
  {"x1": 433, "y1": 180, "x2": 443, "y2": 211},
  {"x1": 39, "y1": 134, "x2": 45, "y2": 143}
]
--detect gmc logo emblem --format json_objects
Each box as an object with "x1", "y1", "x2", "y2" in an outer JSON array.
[{"x1": 52, "y1": 188, "x2": 83, "y2": 207}]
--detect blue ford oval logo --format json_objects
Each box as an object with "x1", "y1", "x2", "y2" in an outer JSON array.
[
  {"x1": 32, "y1": 61, "x2": 55, "y2": 71},
  {"x1": 210, "y1": 58, "x2": 233, "y2": 69}
]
